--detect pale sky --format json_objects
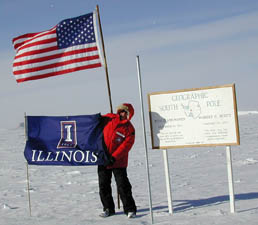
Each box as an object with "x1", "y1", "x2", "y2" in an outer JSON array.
[{"x1": 1, "y1": 0, "x2": 258, "y2": 128}]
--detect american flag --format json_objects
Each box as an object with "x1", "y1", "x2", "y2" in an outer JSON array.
[{"x1": 12, "y1": 12, "x2": 102, "y2": 83}]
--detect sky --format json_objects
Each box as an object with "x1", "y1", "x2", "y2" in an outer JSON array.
[{"x1": 1, "y1": 0, "x2": 258, "y2": 129}]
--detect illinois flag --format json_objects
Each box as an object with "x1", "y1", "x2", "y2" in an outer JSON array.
[
  {"x1": 24, "y1": 113, "x2": 107, "y2": 166},
  {"x1": 12, "y1": 12, "x2": 102, "y2": 83}
]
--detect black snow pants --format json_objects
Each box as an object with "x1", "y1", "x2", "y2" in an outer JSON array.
[{"x1": 97, "y1": 165, "x2": 137, "y2": 214}]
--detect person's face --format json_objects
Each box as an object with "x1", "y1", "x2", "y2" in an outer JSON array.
[{"x1": 119, "y1": 110, "x2": 128, "y2": 120}]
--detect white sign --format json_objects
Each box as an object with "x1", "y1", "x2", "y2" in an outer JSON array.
[{"x1": 148, "y1": 84, "x2": 240, "y2": 149}]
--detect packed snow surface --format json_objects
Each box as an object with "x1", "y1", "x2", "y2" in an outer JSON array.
[{"x1": 1, "y1": 113, "x2": 258, "y2": 224}]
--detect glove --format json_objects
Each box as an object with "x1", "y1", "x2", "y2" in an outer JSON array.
[{"x1": 104, "y1": 156, "x2": 116, "y2": 167}]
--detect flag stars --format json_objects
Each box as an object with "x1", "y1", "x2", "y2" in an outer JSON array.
[{"x1": 56, "y1": 13, "x2": 96, "y2": 49}]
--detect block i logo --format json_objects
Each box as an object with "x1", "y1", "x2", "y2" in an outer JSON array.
[{"x1": 57, "y1": 121, "x2": 77, "y2": 148}]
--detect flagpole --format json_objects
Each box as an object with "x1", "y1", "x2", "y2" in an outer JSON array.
[
  {"x1": 24, "y1": 112, "x2": 32, "y2": 216},
  {"x1": 136, "y1": 55, "x2": 154, "y2": 224},
  {"x1": 96, "y1": 5, "x2": 113, "y2": 113}
]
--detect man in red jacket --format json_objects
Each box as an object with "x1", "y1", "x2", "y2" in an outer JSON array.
[{"x1": 98, "y1": 103, "x2": 137, "y2": 218}]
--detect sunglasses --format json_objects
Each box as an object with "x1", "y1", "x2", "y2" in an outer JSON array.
[{"x1": 119, "y1": 110, "x2": 127, "y2": 114}]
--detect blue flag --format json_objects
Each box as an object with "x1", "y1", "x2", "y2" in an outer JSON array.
[{"x1": 24, "y1": 113, "x2": 107, "y2": 166}]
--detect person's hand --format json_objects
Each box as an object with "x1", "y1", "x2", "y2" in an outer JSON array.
[{"x1": 104, "y1": 156, "x2": 116, "y2": 167}]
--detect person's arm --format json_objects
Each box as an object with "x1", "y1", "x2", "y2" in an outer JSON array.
[{"x1": 112, "y1": 129, "x2": 135, "y2": 160}]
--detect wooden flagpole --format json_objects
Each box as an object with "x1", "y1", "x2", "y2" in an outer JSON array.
[
  {"x1": 96, "y1": 5, "x2": 113, "y2": 114},
  {"x1": 96, "y1": 5, "x2": 121, "y2": 209},
  {"x1": 24, "y1": 113, "x2": 32, "y2": 216},
  {"x1": 26, "y1": 163, "x2": 32, "y2": 216}
]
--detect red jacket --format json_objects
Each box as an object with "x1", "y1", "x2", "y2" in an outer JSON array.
[{"x1": 102, "y1": 103, "x2": 135, "y2": 168}]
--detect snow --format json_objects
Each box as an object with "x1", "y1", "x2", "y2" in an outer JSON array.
[
  {"x1": 1, "y1": 113, "x2": 258, "y2": 224},
  {"x1": 238, "y1": 111, "x2": 258, "y2": 116}
]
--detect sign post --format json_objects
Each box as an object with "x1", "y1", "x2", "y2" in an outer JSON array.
[
  {"x1": 226, "y1": 146, "x2": 235, "y2": 213},
  {"x1": 148, "y1": 84, "x2": 240, "y2": 213},
  {"x1": 162, "y1": 149, "x2": 173, "y2": 214}
]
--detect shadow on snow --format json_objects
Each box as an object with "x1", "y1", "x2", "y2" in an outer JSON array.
[{"x1": 137, "y1": 192, "x2": 258, "y2": 215}]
